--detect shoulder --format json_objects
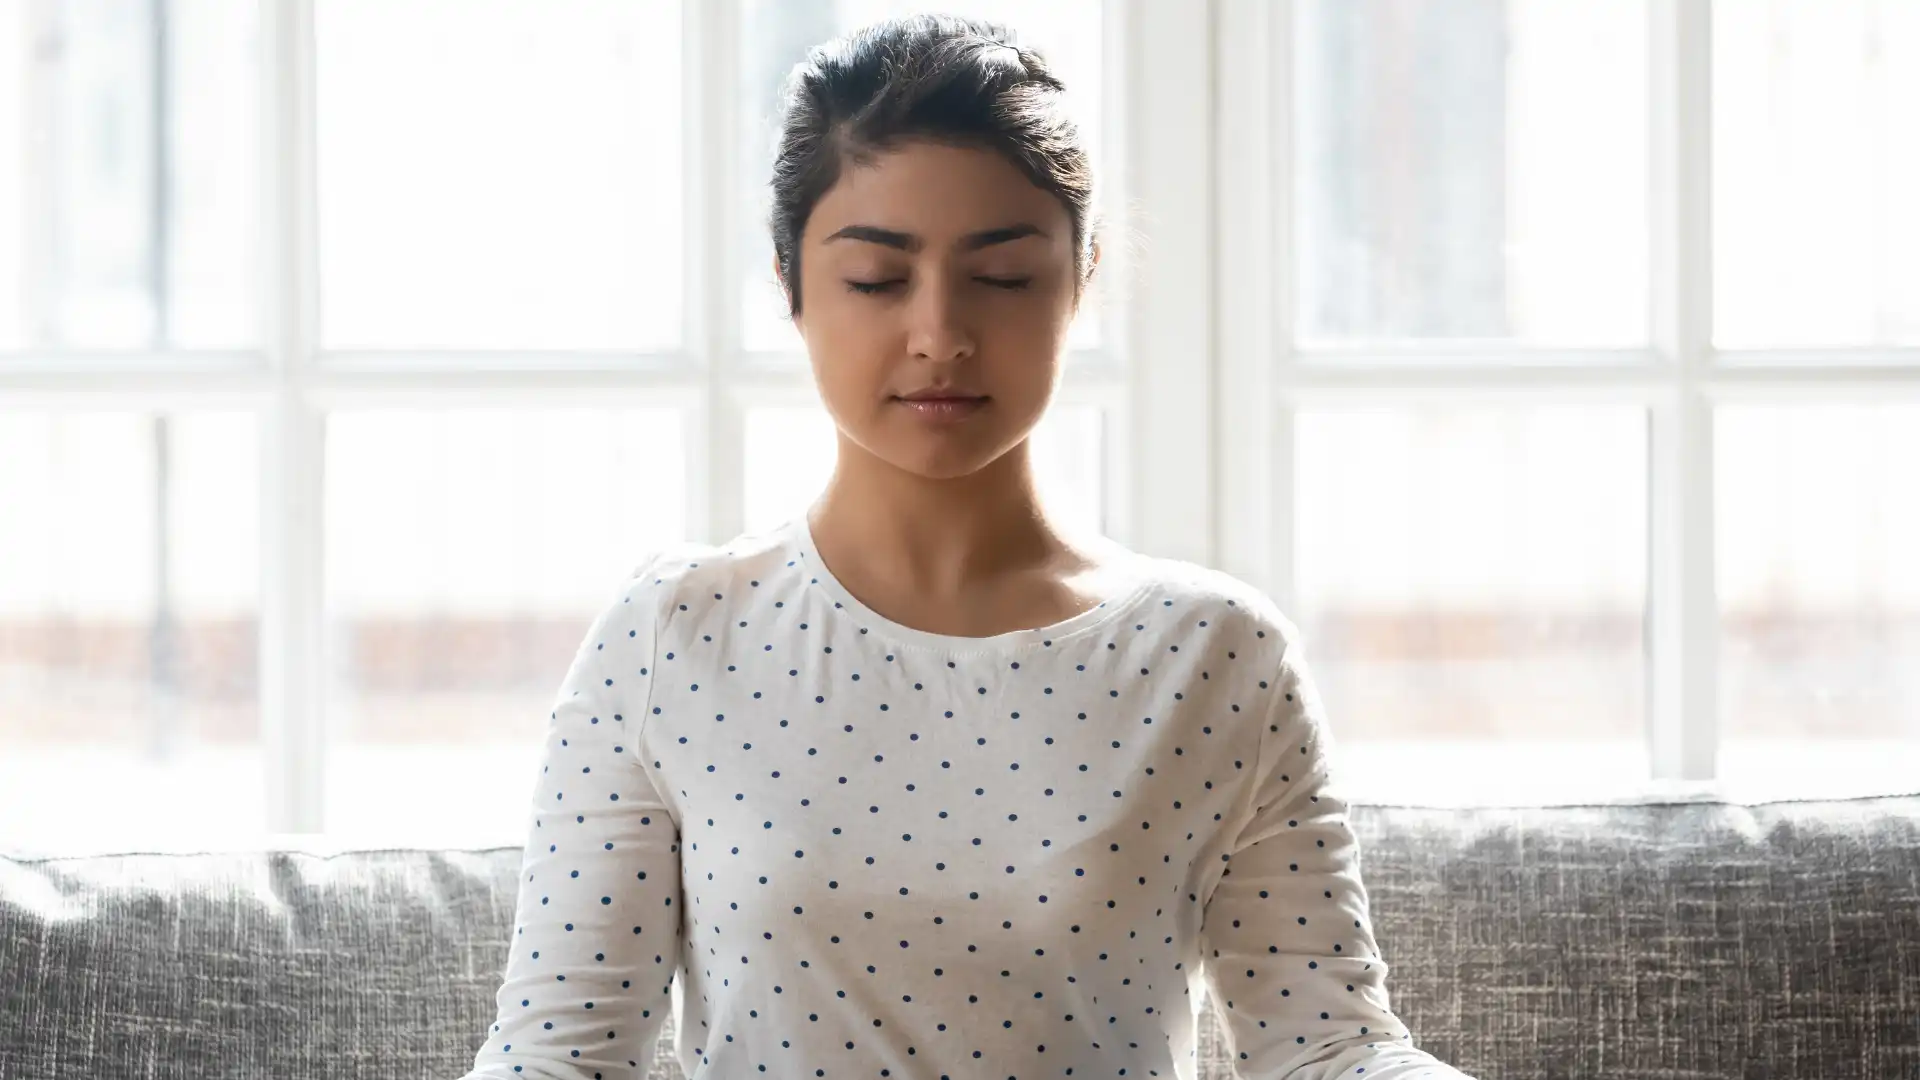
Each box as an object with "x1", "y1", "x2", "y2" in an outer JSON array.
[
  {"x1": 1117, "y1": 552, "x2": 1319, "y2": 751},
  {"x1": 1124, "y1": 549, "x2": 1305, "y2": 665},
  {"x1": 617, "y1": 525, "x2": 795, "y2": 634}
]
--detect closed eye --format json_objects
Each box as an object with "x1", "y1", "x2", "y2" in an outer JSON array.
[{"x1": 845, "y1": 277, "x2": 1033, "y2": 295}]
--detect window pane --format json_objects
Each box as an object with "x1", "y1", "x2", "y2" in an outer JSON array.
[
  {"x1": 737, "y1": 0, "x2": 1105, "y2": 355},
  {"x1": 322, "y1": 406, "x2": 685, "y2": 843},
  {"x1": 1717, "y1": 406, "x2": 1920, "y2": 756},
  {"x1": 743, "y1": 405, "x2": 836, "y2": 534},
  {"x1": 1293, "y1": 0, "x2": 1648, "y2": 347},
  {"x1": 1714, "y1": 0, "x2": 1920, "y2": 349},
  {"x1": 1028, "y1": 402, "x2": 1104, "y2": 537},
  {"x1": 315, "y1": 0, "x2": 681, "y2": 351},
  {"x1": 0, "y1": 410, "x2": 261, "y2": 855},
  {"x1": 0, "y1": 2, "x2": 258, "y2": 351},
  {"x1": 1294, "y1": 406, "x2": 1647, "y2": 746},
  {"x1": 742, "y1": 402, "x2": 1106, "y2": 537}
]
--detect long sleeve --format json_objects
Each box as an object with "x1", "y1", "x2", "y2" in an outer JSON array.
[
  {"x1": 460, "y1": 560, "x2": 683, "y2": 1080},
  {"x1": 1198, "y1": 634, "x2": 1477, "y2": 1080}
]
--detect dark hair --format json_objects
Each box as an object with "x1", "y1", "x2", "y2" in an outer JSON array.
[{"x1": 768, "y1": 13, "x2": 1097, "y2": 317}]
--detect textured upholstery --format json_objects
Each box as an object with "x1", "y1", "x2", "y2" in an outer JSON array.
[{"x1": 3, "y1": 793, "x2": 1916, "y2": 1079}]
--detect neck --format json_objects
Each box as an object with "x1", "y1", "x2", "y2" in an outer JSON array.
[{"x1": 804, "y1": 434, "x2": 1071, "y2": 597}]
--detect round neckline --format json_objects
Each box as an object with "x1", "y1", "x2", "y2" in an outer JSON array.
[{"x1": 782, "y1": 512, "x2": 1157, "y2": 654}]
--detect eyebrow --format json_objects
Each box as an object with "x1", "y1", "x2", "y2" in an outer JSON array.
[{"x1": 822, "y1": 223, "x2": 1047, "y2": 252}]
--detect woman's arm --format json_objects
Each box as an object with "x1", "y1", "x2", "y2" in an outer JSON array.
[
  {"x1": 460, "y1": 561, "x2": 682, "y2": 1079},
  {"x1": 1200, "y1": 634, "x2": 1478, "y2": 1079}
]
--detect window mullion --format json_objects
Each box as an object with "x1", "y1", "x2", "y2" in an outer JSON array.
[
  {"x1": 1214, "y1": 0, "x2": 1290, "y2": 608},
  {"x1": 685, "y1": 0, "x2": 743, "y2": 545},
  {"x1": 1646, "y1": 0, "x2": 1718, "y2": 785},
  {"x1": 259, "y1": 0, "x2": 326, "y2": 835},
  {"x1": 1120, "y1": 0, "x2": 1214, "y2": 565}
]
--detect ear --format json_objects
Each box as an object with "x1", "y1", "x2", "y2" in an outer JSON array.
[
  {"x1": 1071, "y1": 239, "x2": 1101, "y2": 316},
  {"x1": 774, "y1": 250, "x2": 800, "y2": 332}
]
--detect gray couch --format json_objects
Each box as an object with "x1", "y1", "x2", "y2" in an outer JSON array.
[{"x1": 4, "y1": 793, "x2": 1916, "y2": 1079}]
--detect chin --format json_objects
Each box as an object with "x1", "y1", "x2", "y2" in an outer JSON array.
[
  {"x1": 884, "y1": 443, "x2": 1001, "y2": 481},
  {"x1": 906, "y1": 455, "x2": 998, "y2": 481},
  {"x1": 860, "y1": 428, "x2": 1018, "y2": 482}
]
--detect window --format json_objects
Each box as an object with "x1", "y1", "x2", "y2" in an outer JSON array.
[
  {"x1": 3, "y1": 2, "x2": 1913, "y2": 854},
  {"x1": 0, "y1": 0, "x2": 1129, "y2": 855},
  {"x1": 314, "y1": 0, "x2": 685, "y2": 351},
  {"x1": 1716, "y1": 404, "x2": 1920, "y2": 795},
  {"x1": 0, "y1": 410, "x2": 263, "y2": 848},
  {"x1": 1712, "y1": 0, "x2": 1920, "y2": 348},
  {"x1": 321, "y1": 406, "x2": 688, "y2": 841},
  {"x1": 1294, "y1": 406, "x2": 1647, "y2": 744},
  {"x1": 1219, "y1": 0, "x2": 1920, "y2": 805},
  {"x1": 0, "y1": 0, "x2": 258, "y2": 350},
  {"x1": 1293, "y1": 0, "x2": 1649, "y2": 347},
  {"x1": 1701, "y1": 1, "x2": 1918, "y2": 801}
]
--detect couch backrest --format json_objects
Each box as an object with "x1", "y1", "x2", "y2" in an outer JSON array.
[{"x1": 3, "y1": 794, "x2": 1916, "y2": 1079}]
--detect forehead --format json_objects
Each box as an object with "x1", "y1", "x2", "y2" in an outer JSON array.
[{"x1": 805, "y1": 139, "x2": 1070, "y2": 246}]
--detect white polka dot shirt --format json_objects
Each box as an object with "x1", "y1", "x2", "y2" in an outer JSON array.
[{"x1": 461, "y1": 514, "x2": 1477, "y2": 1079}]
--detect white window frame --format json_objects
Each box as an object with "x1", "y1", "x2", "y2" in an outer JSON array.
[
  {"x1": 0, "y1": 0, "x2": 1209, "y2": 835},
  {"x1": 1217, "y1": 0, "x2": 1920, "y2": 802},
  {"x1": 4, "y1": 0, "x2": 1916, "y2": 837}
]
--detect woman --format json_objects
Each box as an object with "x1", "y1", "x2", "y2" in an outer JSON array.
[{"x1": 462, "y1": 14, "x2": 1476, "y2": 1080}]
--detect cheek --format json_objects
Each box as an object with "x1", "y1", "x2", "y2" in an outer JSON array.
[
  {"x1": 981, "y1": 347, "x2": 1063, "y2": 417},
  {"x1": 799, "y1": 277, "x2": 879, "y2": 348},
  {"x1": 800, "y1": 293, "x2": 894, "y2": 410},
  {"x1": 980, "y1": 293, "x2": 1073, "y2": 369},
  {"x1": 998, "y1": 273, "x2": 1080, "y2": 344}
]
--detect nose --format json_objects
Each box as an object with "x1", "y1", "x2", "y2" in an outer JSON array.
[{"x1": 904, "y1": 274, "x2": 975, "y2": 363}]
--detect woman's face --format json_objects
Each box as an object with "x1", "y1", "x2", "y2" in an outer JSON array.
[{"x1": 788, "y1": 138, "x2": 1087, "y2": 481}]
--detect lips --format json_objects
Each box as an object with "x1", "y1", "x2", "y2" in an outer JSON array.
[{"x1": 893, "y1": 393, "x2": 989, "y2": 421}]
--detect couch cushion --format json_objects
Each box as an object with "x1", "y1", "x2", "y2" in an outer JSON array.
[
  {"x1": 1343, "y1": 793, "x2": 1920, "y2": 1079},
  {"x1": 2, "y1": 793, "x2": 1915, "y2": 1079}
]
